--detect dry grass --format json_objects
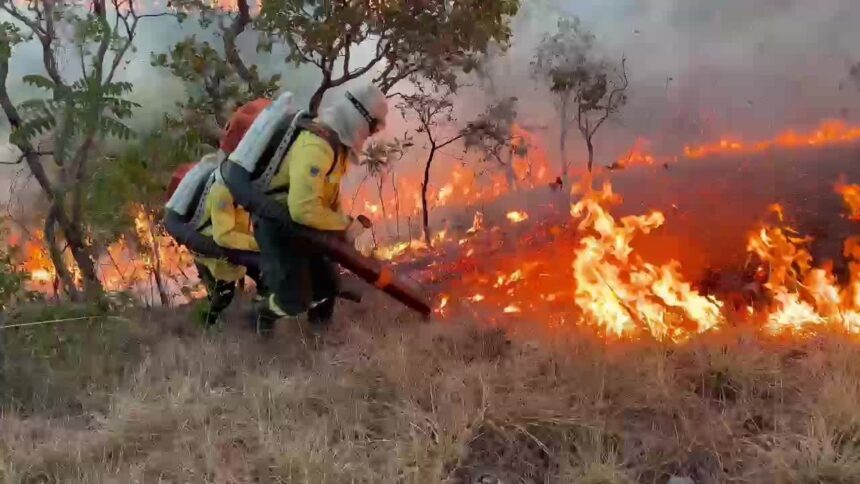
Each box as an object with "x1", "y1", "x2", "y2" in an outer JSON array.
[{"x1": 3, "y1": 293, "x2": 860, "y2": 483}]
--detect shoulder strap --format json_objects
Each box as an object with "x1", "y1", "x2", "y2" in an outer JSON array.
[
  {"x1": 188, "y1": 173, "x2": 217, "y2": 230},
  {"x1": 294, "y1": 117, "x2": 345, "y2": 176},
  {"x1": 254, "y1": 110, "x2": 305, "y2": 190},
  {"x1": 255, "y1": 112, "x2": 347, "y2": 190}
]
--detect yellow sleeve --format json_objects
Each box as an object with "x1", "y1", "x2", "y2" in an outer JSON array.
[
  {"x1": 286, "y1": 137, "x2": 351, "y2": 231},
  {"x1": 209, "y1": 184, "x2": 259, "y2": 251}
]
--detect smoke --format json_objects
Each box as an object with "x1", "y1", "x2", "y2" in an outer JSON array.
[
  {"x1": 3, "y1": 0, "x2": 860, "y2": 220},
  {"x1": 473, "y1": 0, "x2": 860, "y2": 164},
  {"x1": 0, "y1": 8, "x2": 324, "y2": 210}
]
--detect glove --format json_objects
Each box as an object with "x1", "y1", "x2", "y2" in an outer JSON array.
[{"x1": 345, "y1": 215, "x2": 372, "y2": 243}]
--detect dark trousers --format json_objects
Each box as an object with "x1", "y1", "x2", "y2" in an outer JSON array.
[
  {"x1": 253, "y1": 216, "x2": 339, "y2": 324},
  {"x1": 195, "y1": 262, "x2": 265, "y2": 326}
]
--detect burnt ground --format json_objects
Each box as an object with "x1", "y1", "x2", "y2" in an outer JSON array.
[
  {"x1": 3, "y1": 145, "x2": 860, "y2": 483},
  {"x1": 418, "y1": 143, "x2": 860, "y2": 296}
]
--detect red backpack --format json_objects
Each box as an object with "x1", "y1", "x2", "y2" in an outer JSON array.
[
  {"x1": 165, "y1": 99, "x2": 273, "y2": 203},
  {"x1": 166, "y1": 162, "x2": 195, "y2": 202},
  {"x1": 166, "y1": 97, "x2": 344, "y2": 203}
]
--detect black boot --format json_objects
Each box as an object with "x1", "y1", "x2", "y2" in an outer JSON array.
[
  {"x1": 255, "y1": 303, "x2": 279, "y2": 338},
  {"x1": 307, "y1": 297, "x2": 335, "y2": 328},
  {"x1": 246, "y1": 294, "x2": 264, "y2": 332}
]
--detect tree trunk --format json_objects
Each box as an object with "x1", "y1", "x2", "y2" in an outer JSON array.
[
  {"x1": 391, "y1": 170, "x2": 401, "y2": 240},
  {"x1": 376, "y1": 179, "x2": 389, "y2": 237},
  {"x1": 501, "y1": 151, "x2": 519, "y2": 192},
  {"x1": 62, "y1": 223, "x2": 102, "y2": 301},
  {"x1": 407, "y1": 216, "x2": 412, "y2": 242},
  {"x1": 70, "y1": 132, "x2": 98, "y2": 228},
  {"x1": 16, "y1": 152, "x2": 101, "y2": 300},
  {"x1": 349, "y1": 173, "x2": 369, "y2": 217},
  {"x1": 421, "y1": 148, "x2": 435, "y2": 246},
  {"x1": 44, "y1": 208, "x2": 80, "y2": 301},
  {"x1": 222, "y1": 0, "x2": 255, "y2": 92},
  {"x1": 559, "y1": 95, "x2": 570, "y2": 187},
  {"x1": 586, "y1": 136, "x2": 595, "y2": 173},
  {"x1": 1, "y1": 54, "x2": 102, "y2": 301},
  {"x1": 309, "y1": 75, "x2": 332, "y2": 115},
  {"x1": 148, "y1": 221, "x2": 169, "y2": 307}
]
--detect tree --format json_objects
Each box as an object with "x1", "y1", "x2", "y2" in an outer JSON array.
[
  {"x1": 0, "y1": 0, "x2": 172, "y2": 301},
  {"x1": 152, "y1": 0, "x2": 281, "y2": 148},
  {"x1": 154, "y1": 0, "x2": 518, "y2": 163},
  {"x1": 84, "y1": 131, "x2": 201, "y2": 305},
  {"x1": 394, "y1": 83, "x2": 475, "y2": 246},
  {"x1": 259, "y1": 0, "x2": 520, "y2": 112},
  {"x1": 360, "y1": 136, "x2": 411, "y2": 241},
  {"x1": 531, "y1": 16, "x2": 629, "y2": 179},
  {"x1": 463, "y1": 96, "x2": 528, "y2": 191}
]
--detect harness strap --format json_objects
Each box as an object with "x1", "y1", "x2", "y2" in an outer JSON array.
[
  {"x1": 265, "y1": 186, "x2": 291, "y2": 196},
  {"x1": 188, "y1": 173, "x2": 217, "y2": 230},
  {"x1": 252, "y1": 115, "x2": 347, "y2": 195},
  {"x1": 255, "y1": 110, "x2": 306, "y2": 191},
  {"x1": 294, "y1": 117, "x2": 345, "y2": 176}
]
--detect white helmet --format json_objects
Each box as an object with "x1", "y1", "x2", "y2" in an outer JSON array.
[{"x1": 318, "y1": 82, "x2": 388, "y2": 162}]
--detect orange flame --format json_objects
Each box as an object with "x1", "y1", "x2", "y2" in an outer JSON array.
[
  {"x1": 835, "y1": 181, "x2": 860, "y2": 221},
  {"x1": 570, "y1": 182, "x2": 723, "y2": 340},
  {"x1": 746, "y1": 192, "x2": 860, "y2": 333},
  {"x1": 684, "y1": 119, "x2": 860, "y2": 159},
  {"x1": 615, "y1": 137, "x2": 656, "y2": 168},
  {"x1": 506, "y1": 211, "x2": 529, "y2": 224},
  {"x1": 8, "y1": 206, "x2": 195, "y2": 301}
]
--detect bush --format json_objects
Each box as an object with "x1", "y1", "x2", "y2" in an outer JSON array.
[{"x1": 0, "y1": 243, "x2": 35, "y2": 312}]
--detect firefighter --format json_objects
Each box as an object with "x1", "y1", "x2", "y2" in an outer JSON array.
[
  {"x1": 165, "y1": 118, "x2": 268, "y2": 328},
  {"x1": 193, "y1": 171, "x2": 265, "y2": 327},
  {"x1": 250, "y1": 83, "x2": 388, "y2": 336},
  {"x1": 178, "y1": 101, "x2": 274, "y2": 328}
]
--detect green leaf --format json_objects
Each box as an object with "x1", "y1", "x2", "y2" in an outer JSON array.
[{"x1": 22, "y1": 74, "x2": 57, "y2": 91}]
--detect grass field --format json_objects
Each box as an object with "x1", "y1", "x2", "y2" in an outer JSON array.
[{"x1": 3, "y1": 290, "x2": 860, "y2": 484}]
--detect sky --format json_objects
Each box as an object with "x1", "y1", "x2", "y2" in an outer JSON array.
[{"x1": 1, "y1": 0, "x2": 860, "y2": 204}]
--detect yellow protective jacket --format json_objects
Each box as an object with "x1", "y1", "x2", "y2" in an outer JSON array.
[
  {"x1": 267, "y1": 130, "x2": 350, "y2": 231},
  {"x1": 195, "y1": 181, "x2": 259, "y2": 282}
]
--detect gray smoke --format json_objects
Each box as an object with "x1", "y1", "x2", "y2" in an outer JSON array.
[
  {"x1": 3, "y1": 0, "x2": 860, "y2": 203},
  {"x1": 484, "y1": 0, "x2": 860, "y2": 164}
]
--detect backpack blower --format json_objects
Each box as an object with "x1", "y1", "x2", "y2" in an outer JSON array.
[{"x1": 219, "y1": 93, "x2": 432, "y2": 317}]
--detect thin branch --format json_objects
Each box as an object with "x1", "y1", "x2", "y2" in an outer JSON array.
[
  {"x1": 0, "y1": 315, "x2": 131, "y2": 330},
  {"x1": 1, "y1": 3, "x2": 45, "y2": 36},
  {"x1": 377, "y1": 63, "x2": 421, "y2": 93},
  {"x1": 590, "y1": 56, "x2": 628, "y2": 135},
  {"x1": 331, "y1": 41, "x2": 391, "y2": 88},
  {"x1": 137, "y1": 12, "x2": 174, "y2": 20},
  {"x1": 111, "y1": 0, "x2": 121, "y2": 39},
  {"x1": 342, "y1": 32, "x2": 352, "y2": 79},
  {"x1": 221, "y1": 0, "x2": 255, "y2": 88},
  {"x1": 2, "y1": 2, "x2": 63, "y2": 86},
  {"x1": 0, "y1": 52, "x2": 58, "y2": 200},
  {"x1": 386, "y1": 91, "x2": 407, "y2": 101},
  {"x1": 93, "y1": 0, "x2": 112, "y2": 84},
  {"x1": 76, "y1": 38, "x2": 89, "y2": 79},
  {"x1": 437, "y1": 132, "x2": 466, "y2": 151},
  {"x1": 0, "y1": 155, "x2": 24, "y2": 165},
  {"x1": 294, "y1": 48, "x2": 325, "y2": 71},
  {"x1": 0, "y1": 150, "x2": 52, "y2": 165}
]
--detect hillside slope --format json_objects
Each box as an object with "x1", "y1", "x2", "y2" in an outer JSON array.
[{"x1": 3, "y1": 292, "x2": 860, "y2": 483}]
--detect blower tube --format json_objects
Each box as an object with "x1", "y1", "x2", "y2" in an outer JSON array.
[{"x1": 220, "y1": 161, "x2": 431, "y2": 316}]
